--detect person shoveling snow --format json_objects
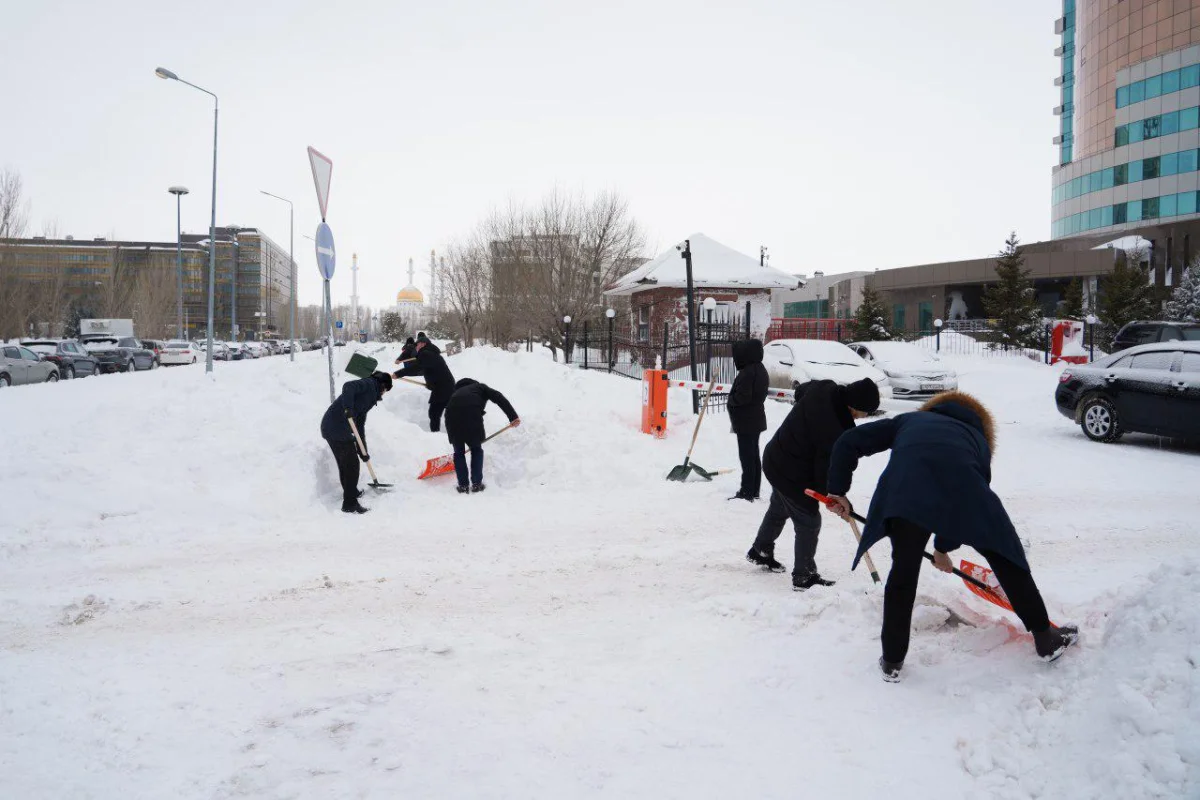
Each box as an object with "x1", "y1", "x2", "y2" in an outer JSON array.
[
  {"x1": 746, "y1": 377, "x2": 880, "y2": 590},
  {"x1": 319, "y1": 371, "x2": 393, "y2": 514},
  {"x1": 823, "y1": 391, "x2": 1079, "y2": 683},
  {"x1": 442, "y1": 378, "x2": 520, "y2": 494},
  {"x1": 393, "y1": 333, "x2": 455, "y2": 432}
]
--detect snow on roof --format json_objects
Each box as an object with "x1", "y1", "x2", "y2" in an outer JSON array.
[
  {"x1": 1092, "y1": 235, "x2": 1152, "y2": 252},
  {"x1": 604, "y1": 234, "x2": 804, "y2": 296}
]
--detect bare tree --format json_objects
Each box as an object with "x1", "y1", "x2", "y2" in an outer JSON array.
[
  {"x1": 439, "y1": 229, "x2": 492, "y2": 347},
  {"x1": 130, "y1": 258, "x2": 178, "y2": 338},
  {"x1": 0, "y1": 168, "x2": 32, "y2": 339},
  {"x1": 478, "y1": 188, "x2": 645, "y2": 359}
]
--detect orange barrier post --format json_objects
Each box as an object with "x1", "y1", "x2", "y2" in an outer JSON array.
[{"x1": 641, "y1": 369, "x2": 668, "y2": 437}]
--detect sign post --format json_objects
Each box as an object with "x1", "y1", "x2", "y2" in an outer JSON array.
[{"x1": 308, "y1": 146, "x2": 336, "y2": 402}]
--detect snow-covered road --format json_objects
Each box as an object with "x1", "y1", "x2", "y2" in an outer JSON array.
[{"x1": 2, "y1": 346, "x2": 1195, "y2": 798}]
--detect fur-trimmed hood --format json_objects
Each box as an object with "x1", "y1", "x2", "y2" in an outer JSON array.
[{"x1": 918, "y1": 391, "x2": 996, "y2": 455}]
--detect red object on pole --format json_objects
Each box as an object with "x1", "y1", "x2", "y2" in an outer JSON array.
[{"x1": 641, "y1": 369, "x2": 668, "y2": 437}]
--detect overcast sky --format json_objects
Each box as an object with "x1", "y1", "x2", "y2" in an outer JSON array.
[{"x1": 1, "y1": 0, "x2": 1057, "y2": 311}]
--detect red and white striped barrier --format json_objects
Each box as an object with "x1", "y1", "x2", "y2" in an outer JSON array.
[{"x1": 668, "y1": 378, "x2": 795, "y2": 401}]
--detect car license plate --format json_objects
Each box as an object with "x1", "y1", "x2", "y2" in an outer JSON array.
[{"x1": 920, "y1": 383, "x2": 943, "y2": 391}]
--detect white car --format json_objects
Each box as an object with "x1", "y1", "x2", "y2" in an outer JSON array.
[
  {"x1": 847, "y1": 341, "x2": 959, "y2": 399},
  {"x1": 762, "y1": 339, "x2": 891, "y2": 398},
  {"x1": 244, "y1": 342, "x2": 267, "y2": 359},
  {"x1": 159, "y1": 340, "x2": 203, "y2": 366},
  {"x1": 227, "y1": 342, "x2": 247, "y2": 360}
]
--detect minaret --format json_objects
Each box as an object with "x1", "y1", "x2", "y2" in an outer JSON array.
[
  {"x1": 438, "y1": 256, "x2": 445, "y2": 313},
  {"x1": 429, "y1": 249, "x2": 437, "y2": 313},
  {"x1": 351, "y1": 253, "x2": 359, "y2": 334},
  {"x1": 408, "y1": 257, "x2": 415, "y2": 288}
]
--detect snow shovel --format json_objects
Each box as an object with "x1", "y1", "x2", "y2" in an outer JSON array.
[
  {"x1": 347, "y1": 417, "x2": 393, "y2": 491},
  {"x1": 416, "y1": 422, "x2": 518, "y2": 480},
  {"x1": 806, "y1": 490, "x2": 880, "y2": 584},
  {"x1": 396, "y1": 376, "x2": 427, "y2": 388},
  {"x1": 667, "y1": 377, "x2": 718, "y2": 482}
]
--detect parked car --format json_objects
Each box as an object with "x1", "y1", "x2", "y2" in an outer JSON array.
[
  {"x1": 226, "y1": 343, "x2": 247, "y2": 360},
  {"x1": 762, "y1": 339, "x2": 891, "y2": 398},
  {"x1": 82, "y1": 336, "x2": 157, "y2": 373},
  {"x1": 160, "y1": 340, "x2": 203, "y2": 365},
  {"x1": 1110, "y1": 321, "x2": 1200, "y2": 352},
  {"x1": 21, "y1": 339, "x2": 100, "y2": 379},
  {"x1": 847, "y1": 340, "x2": 958, "y2": 399},
  {"x1": 244, "y1": 341, "x2": 268, "y2": 359},
  {"x1": 1054, "y1": 341, "x2": 1200, "y2": 442},
  {"x1": 0, "y1": 344, "x2": 60, "y2": 387},
  {"x1": 198, "y1": 340, "x2": 230, "y2": 361},
  {"x1": 141, "y1": 339, "x2": 168, "y2": 361}
]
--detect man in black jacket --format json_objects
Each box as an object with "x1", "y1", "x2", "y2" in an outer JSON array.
[
  {"x1": 320, "y1": 370, "x2": 393, "y2": 513},
  {"x1": 746, "y1": 377, "x2": 880, "y2": 590},
  {"x1": 727, "y1": 339, "x2": 769, "y2": 501},
  {"x1": 394, "y1": 337, "x2": 421, "y2": 375},
  {"x1": 444, "y1": 378, "x2": 520, "y2": 493},
  {"x1": 394, "y1": 334, "x2": 455, "y2": 431}
]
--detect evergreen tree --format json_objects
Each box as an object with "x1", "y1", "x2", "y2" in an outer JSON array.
[
  {"x1": 852, "y1": 284, "x2": 892, "y2": 341},
  {"x1": 1098, "y1": 253, "x2": 1155, "y2": 337},
  {"x1": 982, "y1": 232, "x2": 1043, "y2": 348},
  {"x1": 379, "y1": 311, "x2": 407, "y2": 342},
  {"x1": 1164, "y1": 259, "x2": 1200, "y2": 322},
  {"x1": 1059, "y1": 277, "x2": 1084, "y2": 320}
]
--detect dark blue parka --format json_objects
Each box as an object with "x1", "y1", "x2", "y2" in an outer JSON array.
[
  {"x1": 320, "y1": 375, "x2": 385, "y2": 444},
  {"x1": 826, "y1": 392, "x2": 1030, "y2": 572}
]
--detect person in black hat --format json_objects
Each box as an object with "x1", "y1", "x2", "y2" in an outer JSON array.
[
  {"x1": 394, "y1": 335, "x2": 455, "y2": 431},
  {"x1": 320, "y1": 371, "x2": 393, "y2": 513},
  {"x1": 395, "y1": 337, "x2": 421, "y2": 375},
  {"x1": 443, "y1": 378, "x2": 520, "y2": 493},
  {"x1": 746, "y1": 377, "x2": 880, "y2": 590},
  {"x1": 727, "y1": 338, "x2": 769, "y2": 501}
]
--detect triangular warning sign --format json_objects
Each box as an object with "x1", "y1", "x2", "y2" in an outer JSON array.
[{"x1": 307, "y1": 146, "x2": 333, "y2": 221}]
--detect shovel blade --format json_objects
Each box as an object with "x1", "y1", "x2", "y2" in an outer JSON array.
[
  {"x1": 368, "y1": 480, "x2": 394, "y2": 491},
  {"x1": 417, "y1": 454, "x2": 456, "y2": 480},
  {"x1": 667, "y1": 463, "x2": 711, "y2": 482}
]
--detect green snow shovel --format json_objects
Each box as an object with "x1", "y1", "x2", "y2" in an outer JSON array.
[{"x1": 667, "y1": 377, "x2": 718, "y2": 482}]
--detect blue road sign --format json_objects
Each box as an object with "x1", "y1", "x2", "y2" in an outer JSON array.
[
  {"x1": 315, "y1": 222, "x2": 336, "y2": 280},
  {"x1": 335, "y1": 320, "x2": 344, "y2": 329}
]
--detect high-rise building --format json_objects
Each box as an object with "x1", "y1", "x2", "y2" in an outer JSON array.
[{"x1": 1052, "y1": 0, "x2": 1200, "y2": 244}]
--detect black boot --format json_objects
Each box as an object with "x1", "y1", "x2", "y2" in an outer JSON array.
[
  {"x1": 793, "y1": 573, "x2": 836, "y2": 591},
  {"x1": 341, "y1": 500, "x2": 369, "y2": 514},
  {"x1": 746, "y1": 547, "x2": 785, "y2": 572},
  {"x1": 456, "y1": 485, "x2": 470, "y2": 495},
  {"x1": 471, "y1": 483, "x2": 486, "y2": 493},
  {"x1": 728, "y1": 491, "x2": 755, "y2": 502},
  {"x1": 879, "y1": 656, "x2": 903, "y2": 683},
  {"x1": 1033, "y1": 624, "x2": 1079, "y2": 662}
]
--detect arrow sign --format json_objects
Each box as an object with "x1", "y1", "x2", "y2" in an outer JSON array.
[
  {"x1": 315, "y1": 222, "x2": 336, "y2": 280},
  {"x1": 307, "y1": 146, "x2": 333, "y2": 221}
]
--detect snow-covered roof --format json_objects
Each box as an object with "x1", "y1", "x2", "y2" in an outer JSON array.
[
  {"x1": 1092, "y1": 235, "x2": 1152, "y2": 252},
  {"x1": 604, "y1": 234, "x2": 804, "y2": 296}
]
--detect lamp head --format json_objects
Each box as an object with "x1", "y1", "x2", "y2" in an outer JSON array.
[
  {"x1": 605, "y1": 308, "x2": 615, "y2": 319},
  {"x1": 934, "y1": 318, "x2": 943, "y2": 328},
  {"x1": 702, "y1": 297, "x2": 717, "y2": 311},
  {"x1": 155, "y1": 67, "x2": 179, "y2": 81},
  {"x1": 168, "y1": 186, "x2": 189, "y2": 196},
  {"x1": 563, "y1": 315, "x2": 572, "y2": 324}
]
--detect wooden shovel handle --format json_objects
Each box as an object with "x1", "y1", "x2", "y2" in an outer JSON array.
[
  {"x1": 684, "y1": 377, "x2": 718, "y2": 460},
  {"x1": 347, "y1": 417, "x2": 382, "y2": 483}
]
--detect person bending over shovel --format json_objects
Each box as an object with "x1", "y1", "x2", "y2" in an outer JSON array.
[
  {"x1": 746, "y1": 377, "x2": 880, "y2": 590},
  {"x1": 823, "y1": 391, "x2": 1078, "y2": 683},
  {"x1": 393, "y1": 333, "x2": 455, "y2": 432},
  {"x1": 443, "y1": 378, "x2": 519, "y2": 494},
  {"x1": 320, "y1": 370, "x2": 393, "y2": 514}
]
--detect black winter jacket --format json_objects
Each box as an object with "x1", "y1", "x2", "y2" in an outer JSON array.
[
  {"x1": 761, "y1": 379, "x2": 855, "y2": 512},
  {"x1": 727, "y1": 339, "x2": 768, "y2": 434},
  {"x1": 395, "y1": 342, "x2": 454, "y2": 399},
  {"x1": 397, "y1": 342, "x2": 421, "y2": 374},
  {"x1": 444, "y1": 378, "x2": 519, "y2": 444},
  {"x1": 320, "y1": 375, "x2": 385, "y2": 444},
  {"x1": 827, "y1": 392, "x2": 1029, "y2": 572}
]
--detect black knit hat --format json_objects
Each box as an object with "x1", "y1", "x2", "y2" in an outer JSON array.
[
  {"x1": 416, "y1": 331, "x2": 428, "y2": 342},
  {"x1": 372, "y1": 371, "x2": 394, "y2": 392},
  {"x1": 841, "y1": 378, "x2": 880, "y2": 413},
  {"x1": 405, "y1": 337, "x2": 415, "y2": 346}
]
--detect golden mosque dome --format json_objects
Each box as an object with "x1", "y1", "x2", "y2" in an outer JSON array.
[{"x1": 396, "y1": 286, "x2": 425, "y2": 304}]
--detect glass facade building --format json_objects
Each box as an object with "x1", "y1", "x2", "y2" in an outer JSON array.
[{"x1": 1052, "y1": 0, "x2": 1200, "y2": 239}]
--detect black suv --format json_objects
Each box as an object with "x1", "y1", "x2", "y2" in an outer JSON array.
[
  {"x1": 82, "y1": 336, "x2": 158, "y2": 373},
  {"x1": 1055, "y1": 341, "x2": 1200, "y2": 442},
  {"x1": 21, "y1": 339, "x2": 100, "y2": 379},
  {"x1": 1110, "y1": 321, "x2": 1200, "y2": 352}
]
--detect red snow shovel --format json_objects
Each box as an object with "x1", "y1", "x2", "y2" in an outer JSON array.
[{"x1": 416, "y1": 422, "x2": 518, "y2": 480}]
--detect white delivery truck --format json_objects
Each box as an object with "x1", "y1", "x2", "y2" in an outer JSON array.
[{"x1": 79, "y1": 319, "x2": 135, "y2": 340}]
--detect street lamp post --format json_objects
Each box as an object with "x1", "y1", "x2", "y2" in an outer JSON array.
[
  {"x1": 934, "y1": 317, "x2": 943, "y2": 353},
  {"x1": 1086, "y1": 314, "x2": 1097, "y2": 362},
  {"x1": 156, "y1": 67, "x2": 218, "y2": 374},
  {"x1": 563, "y1": 315, "x2": 572, "y2": 363},
  {"x1": 168, "y1": 186, "x2": 189, "y2": 340},
  {"x1": 260, "y1": 190, "x2": 295, "y2": 362},
  {"x1": 605, "y1": 307, "x2": 615, "y2": 373}
]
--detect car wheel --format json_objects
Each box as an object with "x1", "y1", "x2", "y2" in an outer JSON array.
[
  {"x1": 47, "y1": 371, "x2": 59, "y2": 383},
  {"x1": 65, "y1": 365, "x2": 75, "y2": 380},
  {"x1": 1080, "y1": 396, "x2": 1122, "y2": 442},
  {"x1": 0, "y1": 373, "x2": 9, "y2": 388},
  {"x1": 151, "y1": 358, "x2": 159, "y2": 370},
  {"x1": 127, "y1": 360, "x2": 137, "y2": 373}
]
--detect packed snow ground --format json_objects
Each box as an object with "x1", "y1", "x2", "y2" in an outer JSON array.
[{"x1": 1, "y1": 344, "x2": 1196, "y2": 799}]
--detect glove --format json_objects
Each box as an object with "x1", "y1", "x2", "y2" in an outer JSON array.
[
  {"x1": 392, "y1": 370, "x2": 402, "y2": 379},
  {"x1": 344, "y1": 408, "x2": 353, "y2": 418},
  {"x1": 359, "y1": 451, "x2": 370, "y2": 463}
]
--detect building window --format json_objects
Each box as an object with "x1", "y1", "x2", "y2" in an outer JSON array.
[
  {"x1": 893, "y1": 304, "x2": 906, "y2": 331},
  {"x1": 637, "y1": 305, "x2": 650, "y2": 342}
]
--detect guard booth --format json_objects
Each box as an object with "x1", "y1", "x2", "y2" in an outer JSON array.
[{"x1": 641, "y1": 369, "x2": 668, "y2": 437}]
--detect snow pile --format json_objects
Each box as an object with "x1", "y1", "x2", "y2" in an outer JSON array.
[{"x1": 960, "y1": 560, "x2": 1200, "y2": 799}]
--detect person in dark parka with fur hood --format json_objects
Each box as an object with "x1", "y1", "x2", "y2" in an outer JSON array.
[
  {"x1": 726, "y1": 338, "x2": 769, "y2": 501},
  {"x1": 824, "y1": 391, "x2": 1078, "y2": 682}
]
